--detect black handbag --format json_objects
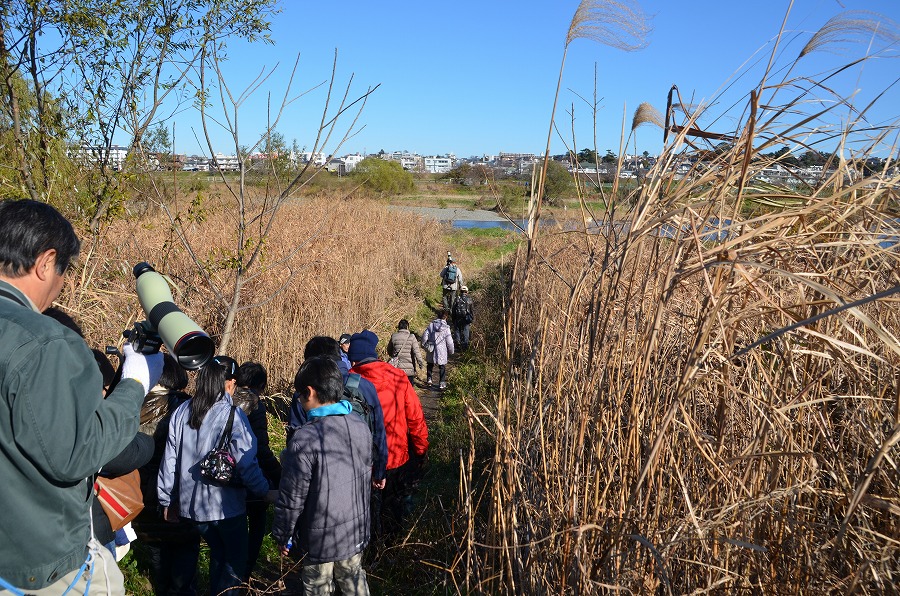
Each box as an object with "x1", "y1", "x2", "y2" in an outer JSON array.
[{"x1": 199, "y1": 406, "x2": 240, "y2": 486}]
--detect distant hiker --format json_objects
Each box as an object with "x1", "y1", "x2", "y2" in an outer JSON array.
[
  {"x1": 133, "y1": 353, "x2": 201, "y2": 596},
  {"x1": 338, "y1": 333, "x2": 352, "y2": 368},
  {"x1": 158, "y1": 355, "x2": 276, "y2": 596},
  {"x1": 452, "y1": 285, "x2": 474, "y2": 351},
  {"x1": 388, "y1": 319, "x2": 426, "y2": 383},
  {"x1": 290, "y1": 336, "x2": 388, "y2": 488},
  {"x1": 274, "y1": 356, "x2": 373, "y2": 595},
  {"x1": 440, "y1": 255, "x2": 464, "y2": 313},
  {"x1": 0, "y1": 199, "x2": 163, "y2": 595},
  {"x1": 421, "y1": 310, "x2": 455, "y2": 390},
  {"x1": 233, "y1": 361, "x2": 282, "y2": 582},
  {"x1": 349, "y1": 330, "x2": 429, "y2": 538}
]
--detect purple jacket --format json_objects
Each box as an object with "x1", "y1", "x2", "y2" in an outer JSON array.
[{"x1": 422, "y1": 318, "x2": 455, "y2": 365}]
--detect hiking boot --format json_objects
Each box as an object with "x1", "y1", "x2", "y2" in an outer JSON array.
[{"x1": 439, "y1": 382, "x2": 447, "y2": 390}]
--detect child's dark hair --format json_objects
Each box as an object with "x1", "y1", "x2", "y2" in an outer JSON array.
[
  {"x1": 293, "y1": 356, "x2": 343, "y2": 404},
  {"x1": 158, "y1": 353, "x2": 188, "y2": 391},
  {"x1": 237, "y1": 361, "x2": 267, "y2": 392}
]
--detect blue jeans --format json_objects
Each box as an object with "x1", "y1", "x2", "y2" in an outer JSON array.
[
  {"x1": 196, "y1": 515, "x2": 248, "y2": 596},
  {"x1": 453, "y1": 322, "x2": 470, "y2": 348}
]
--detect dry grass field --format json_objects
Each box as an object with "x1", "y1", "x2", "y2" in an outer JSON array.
[{"x1": 59, "y1": 196, "x2": 448, "y2": 391}]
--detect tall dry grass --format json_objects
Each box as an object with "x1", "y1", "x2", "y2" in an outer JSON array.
[
  {"x1": 462, "y1": 5, "x2": 900, "y2": 593},
  {"x1": 58, "y1": 196, "x2": 446, "y2": 391}
]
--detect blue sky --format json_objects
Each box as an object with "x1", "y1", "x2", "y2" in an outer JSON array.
[{"x1": 175, "y1": 0, "x2": 900, "y2": 159}]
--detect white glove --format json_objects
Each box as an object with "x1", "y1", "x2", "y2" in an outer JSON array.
[{"x1": 121, "y1": 343, "x2": 164, "y2": 395}]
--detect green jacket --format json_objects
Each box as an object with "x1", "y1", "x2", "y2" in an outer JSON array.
[{"x1": 0, "y1": 280, "x2": 145, "y2": 589}]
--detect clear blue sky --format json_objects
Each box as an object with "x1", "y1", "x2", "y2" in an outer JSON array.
[{"x1": 174, "y1": 0, "x2": 900, "y2": 159}]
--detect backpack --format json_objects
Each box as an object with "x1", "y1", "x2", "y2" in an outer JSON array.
[
  {"x1": 344, "y1": 373, "x2": 376, "y2": 437},
  {"x1": 443, "y1": 264, "x2": 458, "y2": 284},
  {"x1": 453, "y1": 296, "x2": 471, "y2": 321}
]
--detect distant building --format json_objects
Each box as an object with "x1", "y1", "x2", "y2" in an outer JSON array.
[
  {"x1": 298, "y1": 152, "x2": 327, "y2": 166},
  {"x1": 344, "y1": 154, "x2": 364, "y2": 172},
  {"x1": 212, "y1": 152, "x2": 240, "y2": 172},
  {"x1": 71, "y1": 144, "x2": 130, "y2": 170},
  {"x1": 424, "y1": 155, "x2": 454, "y2": 174}
]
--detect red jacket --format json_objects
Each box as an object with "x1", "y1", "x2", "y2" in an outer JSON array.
[{"x1": 350, "y1": 360, "x2": 428, "y2": 470}]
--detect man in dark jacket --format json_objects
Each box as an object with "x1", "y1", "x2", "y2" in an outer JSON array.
[
  {"x1": 452, "y1": 285, "x2": 474, "y2": 351},
  {"x1": 0, "y1": 199, "x2": 162, "y2": 593},
  {"x1": 274, "y1": 357, "x2": 372, "y2": 595}
]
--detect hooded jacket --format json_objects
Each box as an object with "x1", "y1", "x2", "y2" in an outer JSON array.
[
  {"x1": 272, "y1": 402, "x2": 372, "y2": 564},
  {"x1": 422, "y1": 318, "x2": 455, "y2": 366}
]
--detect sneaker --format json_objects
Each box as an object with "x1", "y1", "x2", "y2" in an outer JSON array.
[{"x1": 439, "y1": 382, "x2": 447, "y2": 390}]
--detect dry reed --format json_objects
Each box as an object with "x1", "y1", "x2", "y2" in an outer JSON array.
[
  {"x1": 463, "y1": 7, "x2": 900, "y2": 593},
  {"x1": 59, "y1": 195, "x2": 447, "y2": 391}
]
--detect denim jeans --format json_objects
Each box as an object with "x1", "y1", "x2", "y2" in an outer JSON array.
[
  {"x1": 301, "y1": 552, "x2": 369, "y2": 595},
  {"x1": 453, "y1": 322, "x2": 470, "y2": 348},
  {"x1": 196, "y1": 515, "x2": 248, "y2": 596}
]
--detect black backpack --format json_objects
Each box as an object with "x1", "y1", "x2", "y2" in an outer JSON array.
[
  {"x1": 453, "y1": 295, "x2": 472, "y2": 322},
  {"x1": 344, "y1": 373, "x2": 376, "y2": 438}
]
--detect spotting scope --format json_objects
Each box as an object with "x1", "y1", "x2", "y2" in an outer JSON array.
[{"x1": 127, "y1": 262, "x2": 215, "y2": 370}]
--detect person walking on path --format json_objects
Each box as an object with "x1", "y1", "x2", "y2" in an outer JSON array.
[
  {"x1": 0, "y1": 199, "x2": 163, "y2": 595},
  {"x1": 440, "y1": 256, "x2": 464, "y2": 314},
  {"x1": 349, "y1": 330, "x2": 429, "y2": 537},
  {"x1": 273, "y1": 356, "x2": 373, "y2": 596},
  {"x1": 388, "y1": 319, "x2": 425, "y2": 384},
  {"x1": 421, "y1": 310, "x2": 455, "y2": 390},
  {"x1": 452, "y1": 286, "x2": 474, "y2": 351}
]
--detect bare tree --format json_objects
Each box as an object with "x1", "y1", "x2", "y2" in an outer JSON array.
[{"x1": 155, "y1": 48, "x2": 377, "y2": 352}]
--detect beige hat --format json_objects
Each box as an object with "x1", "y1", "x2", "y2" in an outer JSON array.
[{"x1": 460, "y1": 286, "x2": 468, "y2": 292}]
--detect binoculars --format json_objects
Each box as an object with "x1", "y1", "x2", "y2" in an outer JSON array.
[{"x1": 125, "y1": 262, "x2": 215, "y2": 370}]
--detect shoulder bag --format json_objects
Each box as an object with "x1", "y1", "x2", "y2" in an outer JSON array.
[
  {"x1": 94, "y1": 469, "x2": 144, "y2": 531},
  {"x1": 199, "y1": 406, "x2": 240, "y2": 487},
  {"x1": 389, "y1": 333, "x2": 413, "y2": 367}
]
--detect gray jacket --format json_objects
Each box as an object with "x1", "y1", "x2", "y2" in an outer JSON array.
[
  {"x1": 158, "y1": 394, "x2": 269, "y2": 522},
  {"x1": 273, "y1": 404, "x2": 372, "y2": 564},
  {"x1": 388, "y1": 329, "x2": 424, "y2": 377}
]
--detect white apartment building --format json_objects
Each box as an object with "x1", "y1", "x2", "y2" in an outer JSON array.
[
  {"x1": 212, "y1": 153, "x2": 240, "y2": 172},
  {"x1": 72, "y1": 144, "x2": 130, "y2": 170},
  {"x1": 298, "y1": 152, "x2": 327, "y2": 166},
  {"x1": 424, "y1": 156, "x2": 454, "y2": 174},
  {"x1": 343, "y1": 154, "x2": 364, "y2": 172}
]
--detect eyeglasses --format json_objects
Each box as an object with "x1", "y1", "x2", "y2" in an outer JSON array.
[{"x1": 212, "y1": 356, "x2": 237, "y2": 378}]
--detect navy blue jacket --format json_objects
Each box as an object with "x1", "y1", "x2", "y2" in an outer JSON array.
[{"x1": 289, "y1": 358, "x2": 388, "y2": 481}]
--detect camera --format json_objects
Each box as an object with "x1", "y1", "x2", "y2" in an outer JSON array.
[{"x1": 127, "y1": 262, "x2": 215, "y2": 370}]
